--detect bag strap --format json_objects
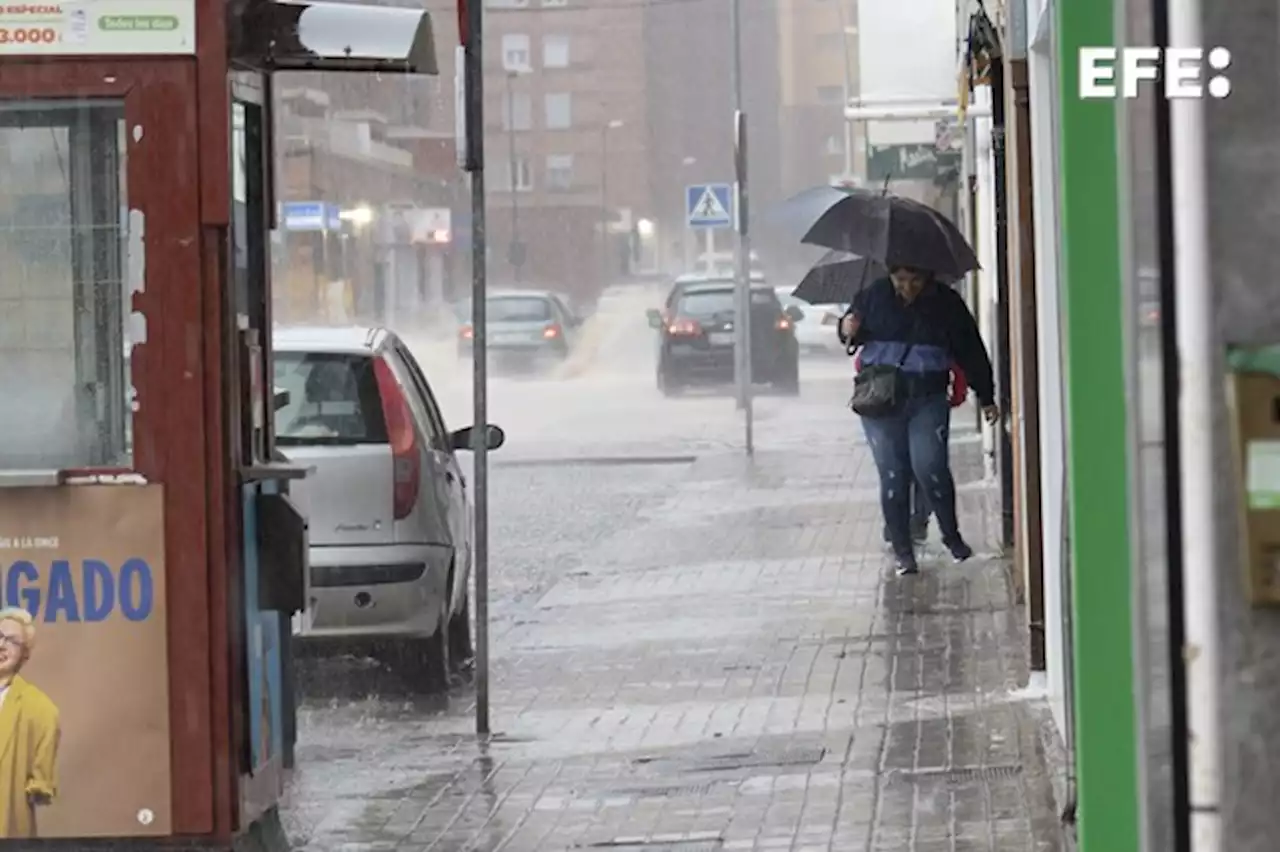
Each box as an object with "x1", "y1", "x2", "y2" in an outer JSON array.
[{"x1": 895, "y1": 312, "x2": 918, "y2": 368}]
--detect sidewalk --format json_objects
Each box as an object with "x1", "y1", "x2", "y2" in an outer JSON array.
[{"x1": 280, "y1": 385, "x2": 1063, "y2": 851}]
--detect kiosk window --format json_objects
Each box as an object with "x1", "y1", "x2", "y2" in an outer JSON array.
[{"x1": 0, "y1": 101, "x2": 131, "y2": 470}]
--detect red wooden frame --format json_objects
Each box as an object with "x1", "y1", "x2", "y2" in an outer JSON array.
[{"x1": 0, "y1": 59, "x2": 236, "y2": 839}]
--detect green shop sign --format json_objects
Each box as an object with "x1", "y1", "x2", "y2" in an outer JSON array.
[
  {"x1": 867, "y1": 144, "x2": 961, "y2": 181},
  {"x1": 99, "y1": 15, "x2": 180, "y2": 31}
]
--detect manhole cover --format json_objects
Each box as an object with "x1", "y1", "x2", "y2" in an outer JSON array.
[{"x1": 889, "y1": 764, "x2": 1023, "y2": 785}]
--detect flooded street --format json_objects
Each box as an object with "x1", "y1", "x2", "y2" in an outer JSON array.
[{"x1": 280, "y1": 286, "x2": 1062, "y2": 851}]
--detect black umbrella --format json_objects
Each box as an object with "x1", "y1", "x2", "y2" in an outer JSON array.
[
  {"x1": 780, "y1": 185, "x2": 979, "y2": 278},
  {"x1": 790, "y1": 250, "x2": 888, "y2": 305}
]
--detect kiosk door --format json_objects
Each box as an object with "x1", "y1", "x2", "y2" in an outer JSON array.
[{"x1": 0, "y1": 61, "x2": 218, "y2": 837}]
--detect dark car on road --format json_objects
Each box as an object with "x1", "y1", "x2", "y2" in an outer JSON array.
[{"x1": 647, "y1": 279, "x2": 802, "y2": 396}]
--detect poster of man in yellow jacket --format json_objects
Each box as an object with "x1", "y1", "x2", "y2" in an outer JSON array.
[{"x1": 0, "y1": 606, "x2": 59, "y2": 838}]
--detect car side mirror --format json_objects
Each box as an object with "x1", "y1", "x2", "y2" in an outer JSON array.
[
  {"x1": 784, "y1": 305, "x2": 805, "y2": 322},
  {"x1": 450, "y1": 424, "x2": 506, "y2": 451},
  {"x1": 646, "y1": 308, "x2": 663, "y2": 329}
]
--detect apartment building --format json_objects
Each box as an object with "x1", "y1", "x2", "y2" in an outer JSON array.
[
  {"x1": 642, "y1": 0, "x2": 782, "y2": 276},
  {"x1": 483, "y1": 0, "x2": 652, "y2": 297},
  {"x1": 271, "y1": 68, "x2": 461, "y2": 326},
  {"x1": 777, "y1": 0, "x2": 861, "y2": 193}
]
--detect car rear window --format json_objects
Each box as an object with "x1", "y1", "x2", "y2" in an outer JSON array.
[
  {"x1": 273, "y1": 351, "x2": 389, "y2": 446},
  {"x1": 679, "y1": 288, "x2": 777, "y2": 316},
  {"x1": 488, "y1": 297, "x2": 552, "y2": 322}
]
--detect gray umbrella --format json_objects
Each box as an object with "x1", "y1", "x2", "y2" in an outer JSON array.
[
  {"x1": 779, "y1": 185, "x2": 979, "y2": 278},
  {"x1": 790, "y1": 250, "x2": 888, "y2": 305}
]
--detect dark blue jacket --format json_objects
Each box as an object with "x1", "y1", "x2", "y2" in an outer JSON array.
[{"x1": 842, "y1": 277, "x2": 995, "y2": 405}]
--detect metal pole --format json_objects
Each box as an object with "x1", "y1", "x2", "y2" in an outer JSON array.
[
  {"x1": 600, "y1": 125, "x2": 609, "y2": 289},
  {"x1": 461, "y1": 0, "x2": 490, "y2": 737},
  {"x1": 729, "y1": 0, "x2": 752, "y2": 453},
  {"x1": 507, "y1": 71, "x2": 521, "y2": 284},
  {"x1": 990, "y1": 59, "x2": 1015, "y2": 550},
  {"x1": 834, "y1": 0, "x2": 855, "y2": 179}
]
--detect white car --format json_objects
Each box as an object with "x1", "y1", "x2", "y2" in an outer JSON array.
[
  {"x1": 774, "y1": 288, "x2": 846, "y2": 355},
  {"x1": 273, "y1": 326, "x2": 504, "y2": 688}
]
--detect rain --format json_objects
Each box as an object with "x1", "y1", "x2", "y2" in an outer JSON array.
[{"x1": 0, "y1": 0, "x2": 1074, "y2": 847}]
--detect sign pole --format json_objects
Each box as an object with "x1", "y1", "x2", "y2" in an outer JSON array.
[
  {"x1": 459, "y1": 0, "x2": 490, "y2": 737},
  {"x1": 729, "y1": 0, "x2": 752, "y2": 452}
]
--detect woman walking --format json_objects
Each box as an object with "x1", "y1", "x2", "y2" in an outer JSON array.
[
  {"x1": 840, "y1": 266, "x2": 998, "y2": 575},
  {"x1": 852, "y1": 347, "x2": 969, "y2": 547}
]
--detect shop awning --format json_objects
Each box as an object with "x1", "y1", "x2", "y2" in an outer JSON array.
[{"x1": 230, "y1": 0, "x2": 438, "y2": 75}]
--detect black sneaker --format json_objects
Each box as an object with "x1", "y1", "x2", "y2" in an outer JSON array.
[
  {"x1": 894, "y1": 555, "x2": 919, "y2": 576},
  {"x1": 946, "y1": 538, "x2": 974, "y2": 564}
]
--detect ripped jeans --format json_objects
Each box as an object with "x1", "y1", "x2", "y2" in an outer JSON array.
[{"x1": 861, "y1": 392, "x2": 961, "y2": 557}]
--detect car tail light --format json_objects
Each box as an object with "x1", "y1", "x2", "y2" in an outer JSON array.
[
  {"x1": 460, "y1": 324, "x2": 474, "y2": 339},
  {"x1": 668, "y1": 318, "x2": 701, "y2": 336},
  {"x1": 776, "y1": 316, "x2": 792, "y2": 330},
  {"x1": 373, "y1": 357, "x2": 420, "y2": 521},
  {"x1": 543, "y1": 323, "x2": 562, "y2": 339}
]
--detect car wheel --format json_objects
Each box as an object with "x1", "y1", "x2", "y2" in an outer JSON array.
[
  {"x1": 658, "y1": 370, "x2": 683, "y2": 397},
  {"x1": 448, "y1": 593, "x2": 474, "y2": 670},
  {"x1": 394, "y1": 600, "x2": 451, "y2": 692}
]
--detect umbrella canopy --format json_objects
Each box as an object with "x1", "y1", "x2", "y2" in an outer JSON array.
[
  {"x1": 779, "y1": 185, "x2": 979, "y2": 278},
  {"x1": 790, "y1": 250, "x2": 888, "y2": 305}
]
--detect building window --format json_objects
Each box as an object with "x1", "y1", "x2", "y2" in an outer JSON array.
[
  {"x1": 546, "y1": 154, "x2": 574, "y2": 189},
  {"x1": 541, "y1": 0, "x2": 567, "y2": 5},
  {"x1": 501, "y1": 33, "x2": 531, "y2": 71},
  {"x1": 487, "y1": 0, "x2": 529, "y2": 7},
  {"x1": 542, "y1": 34, "x2": 570, "y2": 68},
  {"x1": 816, "y1": 85, "x2": 844, "y2": 104},
  {"x1": 544, "y1": 92, "x2": 572, "y2": 129},
  {"x1": 501, "y1": 157, "x2": 533, "y2": 192},
  {"x1": 501, "y1": 91, "x2": 532, "y2": 130}
]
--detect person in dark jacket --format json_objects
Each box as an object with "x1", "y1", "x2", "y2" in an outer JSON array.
[{"x1": 839, "y1": 266, "x2": 998, "y2": 575}]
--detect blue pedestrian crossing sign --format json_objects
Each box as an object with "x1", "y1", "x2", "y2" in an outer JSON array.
[{"x1": 686, "y1": 183, "x2": 733, "y2": 229}]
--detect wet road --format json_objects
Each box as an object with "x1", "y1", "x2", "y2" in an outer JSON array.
[{"x1": 280, "y1": 286, "x2": 1063, "y2": 851}]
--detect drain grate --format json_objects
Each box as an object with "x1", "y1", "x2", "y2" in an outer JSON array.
[
  {"x1": 583, "y1": 839, "x2": 721, "y2": 844},
  {"x1": 889, "y1": 764, "x2": 1023, "y2": 785},
  {"x1": 687, "y1": 746, "x2": 826, "y2": 772},
  {"x1": 581, "y1": 834, "x2": 722, "y2": 851},
  {"x1": 610, "y1": 782, "x2": 722, "y2": 799}
]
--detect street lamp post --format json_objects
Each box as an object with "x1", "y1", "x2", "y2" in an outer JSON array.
[
  {"x1": 599, "y1": 118, "x2": 623, "y2": 289},
  {"x1": 505, "y1": 70, "x2": 522, "y2": 283}
]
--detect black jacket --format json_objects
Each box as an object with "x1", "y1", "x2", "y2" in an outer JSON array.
[{"x1": 841, "y1": 278, "x2": 995, "y2": 406}]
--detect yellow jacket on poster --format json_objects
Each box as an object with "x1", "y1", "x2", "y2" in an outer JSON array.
[{"x1": 0, "y1": 676, "x2": 59, "y2": 838}]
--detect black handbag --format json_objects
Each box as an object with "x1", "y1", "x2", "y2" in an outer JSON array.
[{"x1": 849, "y1": 341, "x2": 914, "y2": 419}]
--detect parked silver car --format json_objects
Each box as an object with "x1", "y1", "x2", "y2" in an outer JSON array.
[{"x1": 273, "y1": 326, "x2": 504, "y2": 687}]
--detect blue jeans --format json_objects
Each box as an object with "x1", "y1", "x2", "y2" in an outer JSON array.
[
  {"x1": 883, "y1": 479, "x2": 930, "y2": 542},
  {"x1": 861, "y1": 393, "x2": 961, "y2": 557}
]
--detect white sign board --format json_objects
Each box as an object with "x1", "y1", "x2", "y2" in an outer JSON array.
[
  {"x1": 410, "y1": 207, "x2": 451, "y2": 244},
  {"x1": 0, "y1": 0, "x2": 196, "y2": 55}
]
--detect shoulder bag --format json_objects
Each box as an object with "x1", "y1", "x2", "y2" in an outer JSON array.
[{"x1": 849, "y1": 335, "x2": 914, "y2": 419}]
